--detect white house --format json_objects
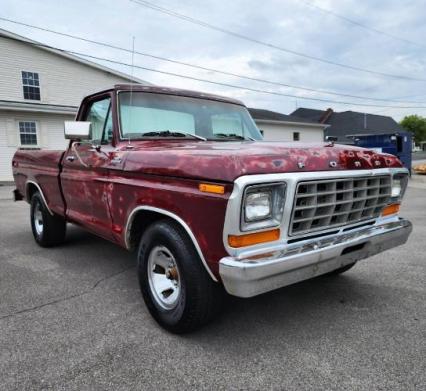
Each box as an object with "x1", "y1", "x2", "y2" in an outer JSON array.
[
  {"x1": 0, "y1": 28, "x2": 330, "y2": 182},
  {"x1": 248, "y1": 108, "x2": 328, "y2": 142},
  {"x1": 0, "y1": 28, "x2": 148, "y2": 181}
]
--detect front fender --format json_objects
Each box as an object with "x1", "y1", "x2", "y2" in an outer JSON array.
[{"x1": 106, "y1": 175, "x2": 232, "y2": 279}]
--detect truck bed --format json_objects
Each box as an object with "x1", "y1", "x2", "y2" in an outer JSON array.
[{"x1": 12, "y1": 149, "x2": 66, "y2": 216}]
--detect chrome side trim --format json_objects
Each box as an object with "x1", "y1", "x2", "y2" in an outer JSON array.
[
  {"x1": 25, "y1": 181, "x2": 54, "y2": 215},
  {"x1": 124, "y1": 205, "x2": 218, "y2": 282}
]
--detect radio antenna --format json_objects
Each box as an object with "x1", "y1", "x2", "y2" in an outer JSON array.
[{"x1": 127, "y1": 36, "x2": 135, "y2": 147}]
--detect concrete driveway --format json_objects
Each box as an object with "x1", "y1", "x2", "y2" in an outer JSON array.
[{"x1": 0, "y1": 183, "x2": 425, "y2": 390}]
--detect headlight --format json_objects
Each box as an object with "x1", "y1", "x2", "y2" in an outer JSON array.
[
  {"x1": 245, "y1": 191, "x2": 272, "y2": 221},
  {"x1": 391, "y1": 180, "x2": 402, "y2": 198},
  {"x1": 391, "y1": 173, "x2": 408, "y2": 201},
  {"x1": 241, "y1": 183, "x2": 286, "y2": 231}
]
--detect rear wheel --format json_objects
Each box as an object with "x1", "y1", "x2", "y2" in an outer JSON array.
[
  {"x1": 30, "y1": 192, "x2": 66, "y2": 247},
  {"x1": 137, "y1": 219, "x2": 222, "y2": 333}
]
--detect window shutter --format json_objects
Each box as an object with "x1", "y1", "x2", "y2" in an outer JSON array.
[
  {"x1": 39, "y1": 122, "x2": 49, "y2": 148},
  {"x1": 6, "y1": 119, "x2": 18, "y2": 147}
]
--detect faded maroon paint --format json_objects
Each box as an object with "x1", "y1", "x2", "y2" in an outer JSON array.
[
  {"x1": 11, "y1": 84, "x2": 404, "y2": 280},
  {"x1": 118, "y1": 140, "x2": 402, "y2": 182},
  {"x1": 104, "y1": 173, "x2": 232, "y2": 275},
  {"x1": 61, "y1": 142, "x2": 113, "y2": 241},
  {"x1": 12, "y1": 149, "x2": 65, "y2": 215},
  {"x1": 113, "y1": 84, "x2": 244, "y2": 106}
]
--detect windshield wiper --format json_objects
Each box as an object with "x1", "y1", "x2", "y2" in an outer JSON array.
[
  {"x1": 140, "y1": 130, "x2": 206, "y2": 141},
  {"x1": 214, "y1": 133, "x2": 255, "y2": 141}
]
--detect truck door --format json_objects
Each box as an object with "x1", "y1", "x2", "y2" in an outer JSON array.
[{"x1": 61, "y1": 95, "x2": 122, "y2": 240}]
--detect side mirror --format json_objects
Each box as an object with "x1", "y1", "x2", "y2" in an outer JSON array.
[{"x1": 64, "y1": 121, "x2": 91, "y2": 140}]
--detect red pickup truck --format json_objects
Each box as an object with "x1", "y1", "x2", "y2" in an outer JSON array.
[{"x1": 12, "y1": 84, "x2": 412, "y2": 333}]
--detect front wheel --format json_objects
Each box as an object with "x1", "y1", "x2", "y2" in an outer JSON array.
[
  {"x1": 30, "y1": 192, "x2": 66, "y2": 247},
  {"x1": 137, "y1": 219, "x2": 222, "y2": 333}
]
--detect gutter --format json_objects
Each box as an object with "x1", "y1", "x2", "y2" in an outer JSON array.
[
  {"x1": 0, "y1": 100, "x2": 78, "y2": 115},
  {"x1": 253, "y1": 118, "x2": 329, "y2": 129}
]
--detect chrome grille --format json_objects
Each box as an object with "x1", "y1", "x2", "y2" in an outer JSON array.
[{"x1": 289, "y1": 175, "x2": 391, "y2": 236}]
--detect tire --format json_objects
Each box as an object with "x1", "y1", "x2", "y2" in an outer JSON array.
[
  {"x1": 325, "y1": 262, "x2": 357, "y2": 276},
  {"x1": 30, "y1": 192, "x2": 66, "y2": 247},
  {"x1": 137, "y1": 219, "x2": 222, "y2": 333}
]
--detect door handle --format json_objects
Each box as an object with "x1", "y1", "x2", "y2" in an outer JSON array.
[{"x1": 66, "y1": 156, "x2": 76, "y2": 162}]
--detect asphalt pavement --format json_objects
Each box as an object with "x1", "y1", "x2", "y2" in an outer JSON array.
[
  {"x1": 0, "y1": 182, "x2": 425, "y2": 390},
  {"x1": 413, "y1": 151, "x2": 426, "y2": 161}
]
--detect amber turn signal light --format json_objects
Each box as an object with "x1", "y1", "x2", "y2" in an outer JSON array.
[
  {"x1": 381, "y1": 203, "x2": 400, "y2": 217},
  {"x1": 228, "y1": 228, "x2": 280, "y2": 248},
  {"x1": 199, "y1": 183, "x2": 225, "y2": 194}
]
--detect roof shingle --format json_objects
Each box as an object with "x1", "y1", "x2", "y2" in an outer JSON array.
[
  {"x1": 248, "y1": 108, "x2": 321, "y2": 125},
  {"x1": 291, "y1": 108, "x2": 404, "y2": 143}
]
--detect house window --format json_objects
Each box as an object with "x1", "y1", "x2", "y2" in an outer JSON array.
[
  {"x1": 293, "y1": 132, "x2": 300, "y2": 141},
  {"x1": 19, "y1": 121, "x2": 38, "y2": 146},
  {"x1": 22, "y1": 71, "x2": 40, "y2": 100}
]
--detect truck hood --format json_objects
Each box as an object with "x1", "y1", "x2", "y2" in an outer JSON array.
[{"x1": 121, "y1": 140, "x2": 403, "y2": 182}]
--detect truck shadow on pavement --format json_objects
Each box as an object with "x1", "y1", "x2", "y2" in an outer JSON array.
[{"x1": 60, "y1": 225, "x2": 385, "y2": 343}]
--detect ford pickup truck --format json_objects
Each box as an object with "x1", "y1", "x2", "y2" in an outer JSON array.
[{"x1": 12, "y1": 84, "x2": 412, "y2": 333}]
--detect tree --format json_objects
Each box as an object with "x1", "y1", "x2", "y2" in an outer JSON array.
[{"x1": 400, "y1": 115, "x2": 426, "y2": 144}]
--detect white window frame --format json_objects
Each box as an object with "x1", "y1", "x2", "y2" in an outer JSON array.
[
  {"x1": 21, "y1": 71, "x2": 41, "y2": 101},
  {"x1": 17, "y1": 120, "x2": 40, "y2": 148}
]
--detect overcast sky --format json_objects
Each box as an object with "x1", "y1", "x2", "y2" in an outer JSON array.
[{"x1": 1, "y1": 0, "x2": 426, "y2": 120}]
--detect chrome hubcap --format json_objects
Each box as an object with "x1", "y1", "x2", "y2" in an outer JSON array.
[
  {"x1": 33, "y1": 202, "x2": 43, "y2": 236},
  {"x1": 147, "y1": 246, "x2": 181, "y2": 309}
]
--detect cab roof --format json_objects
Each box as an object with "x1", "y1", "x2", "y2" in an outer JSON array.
[{"x1": 111, "y1": 84, "x2": 245, "y2": 106}]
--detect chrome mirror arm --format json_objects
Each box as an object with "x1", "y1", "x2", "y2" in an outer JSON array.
[{"x1": 70, "y1": 141, "x2": 89, "y2": 168}]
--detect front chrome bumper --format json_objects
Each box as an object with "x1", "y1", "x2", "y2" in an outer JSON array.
[{"x1": 219, "y1": 218, "x2": 412, "y2": 298}]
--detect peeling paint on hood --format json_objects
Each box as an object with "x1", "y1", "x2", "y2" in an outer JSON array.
[{"x1": 120, "y1": 140, "x2": 403, "y2": 182}]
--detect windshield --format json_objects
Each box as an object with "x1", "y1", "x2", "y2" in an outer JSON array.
[{"x1": 118, "y1": 92, "x2": 262, "y2": 141}]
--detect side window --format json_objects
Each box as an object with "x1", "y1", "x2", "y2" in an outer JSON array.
[
  {"x1": 103, "y1": 108, "x2": 113, "y2": 144},
  {"x1": 22, "y1": 71, "x2": 40, "y2": 100},
  {"x1": 19, "y1": 121, "x2": 38, "y2": 146},
  {"x1": 85, "y1": 98, "x2": 111, "y2": 143}
]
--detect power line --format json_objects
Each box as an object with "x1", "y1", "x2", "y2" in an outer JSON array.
[
  {"x1": 301, "y1": 1, "x2": 425, "y2": 49},
  {"x1": 389, "y1": 92, "x2": 426, "y2": 100},
  {"x1": 4, "y1": 34, "x2": 426, "y2": 110},
  {"x1": 68, "y1": 55, "x2": 426, "y2": 109},
  {"x1": 1, "y1": 16, "x2": 426, "y2": 105},
  {"x1": 129, "y1": 0, "x2": 426, "y2": 82}
]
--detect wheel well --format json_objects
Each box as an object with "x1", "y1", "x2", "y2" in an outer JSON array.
[
  {"x1": 26, "y1": 182, "x2": 39, "y2": 201},
  {"x1": 127, "y1": 210, "x2": 171, "y2": 251},
  {"x1": 125, "y1": 207, "x2": 217, "y2": 281}
]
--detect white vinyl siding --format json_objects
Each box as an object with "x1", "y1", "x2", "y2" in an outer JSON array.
[
  {"x1": 0, "y1": 32, "x2": 148, "y2": 181},
  {"x1": 0, "y1": 35, "x2": 132, "y2": 106},
  {"x1": 0, "y1": 112, "x2": 74, "y2": 181},
  {"x1": 256, "y1": 121, "x2": 324, "y2": 142}
]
